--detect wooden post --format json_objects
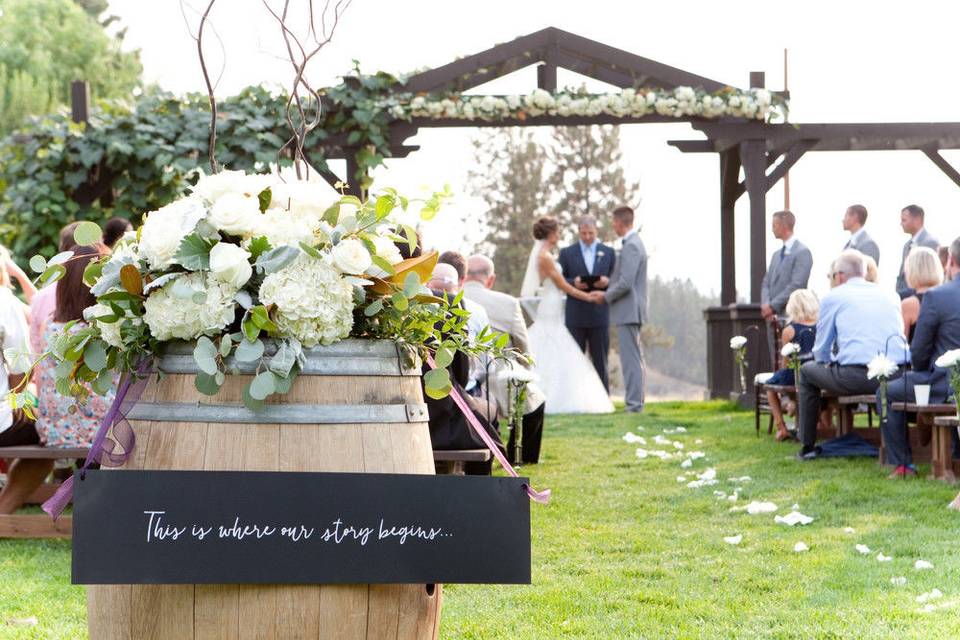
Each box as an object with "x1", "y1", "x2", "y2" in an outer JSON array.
[
  {"x1": 537, "y1": 62, "x2": 557, "y2": 93},
  {"x1": 344, "y1": 149, "x2": 363, "y2": 199},
  {"x1": 740, "y1": 139, "x2": 767, "y2": 304},
  {"x1": 71, "y1": 80, "x2": 90, "y2": 124},
  {"x1": 719, "y1": 148, "x2": 740, "y2": 305}
]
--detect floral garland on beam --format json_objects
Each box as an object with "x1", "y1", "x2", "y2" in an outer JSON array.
[{"x1": 388, "y1": 86, "x2": 785, "y2": 123}]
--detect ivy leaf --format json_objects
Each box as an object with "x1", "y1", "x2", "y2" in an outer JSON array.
[
  {"x1": 73, "y1": 221, "x2": 102, "y2": 246},
  {"x1": 175, "y1": 234, "x2": 215, "y2": 271},
  {"x1": 255, "y1": 245, "x2": 300, "y2": 274},
  {"x1": 192, "y1": 336, "x2": 219, "y2": 375}
]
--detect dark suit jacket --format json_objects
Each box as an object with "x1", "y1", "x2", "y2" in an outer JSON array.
[
  {"x1": 559, "y1": 241, "x2": 615, "y2": 329},
  {"x1": 910, "y1": 277, "x2": 960, "y2": 383}
]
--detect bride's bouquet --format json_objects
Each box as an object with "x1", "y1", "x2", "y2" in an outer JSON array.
[{"x1": 8, "y1": 170, "x2": 520, "y2": 411}]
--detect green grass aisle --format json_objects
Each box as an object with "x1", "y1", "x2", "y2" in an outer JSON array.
[
  {"x1": 2, "y1": 402, "x2": 960, "y2": 638},
  {"x1": 441, "y1": 401, "x2": 960, "y2": 639}
]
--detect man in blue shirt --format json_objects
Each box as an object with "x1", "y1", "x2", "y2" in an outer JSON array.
[{"x1": 797, "y1": 250, "x2": 909, "y2": 459}]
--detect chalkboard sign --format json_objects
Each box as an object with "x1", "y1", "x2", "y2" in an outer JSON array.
[{"x1": 72, "y1": 470, "x2": 531, "y2": 585}]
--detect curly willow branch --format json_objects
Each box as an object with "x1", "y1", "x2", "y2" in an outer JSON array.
[{"x1": 196, "y1": 0, "x2": 220, "y2": 174}]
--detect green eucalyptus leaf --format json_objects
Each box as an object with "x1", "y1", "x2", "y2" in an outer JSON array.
[
  {"x1": 235, "y1": 338, "x2": 265, "y2": 363},
  {"x1": 423, "y1": 367, "x2": 452, "y2": 399},
  {"x1": 73, "y1": 221, "x2": 102, "y2": 246},
  {"x1": 192, "y1": 336, "x2": 219, "y2": 375},
  {"x1": 195, "y1": 371, "x2": 222, "y2": 396},
  {"x1": 219, "y1": 334, "x2": 233, "y2": 358},
  {"x1": 92, "y1": 369, "x2": 113, "y2": 395},
  {"x1": 365, "y1": 299, "x2": 383, "y2": 317},
  {"x1": 242, "y1": 381, "x2": 266, "y2": 411},
  {"x1": 29, "y1": 255, "x2": 47, "y2": 273},
  {"x1": 83, "y1": 340, "x2": 108, "y2": 372},
  {"x1": 273, "y1": 368, "x2": 297, "y2": 394},
  {"x1": 248, "y1": 370, "x2": 276, "y2": 400},
  {"x1": 391, "y1": 291, "x2": 408, "y2": 311},
  {"x1": 39, "y1": 264, "x2": 66, "y2": 285}
]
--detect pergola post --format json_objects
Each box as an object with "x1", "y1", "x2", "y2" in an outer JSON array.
[
  {"x1": 71, "y1": 80, "x2": 90, "y2": 124},
  {"x1": 719, "y1": 148, "x2": 741, "y2": 305},
  {"x1": 740, "y1": 139, "x2": 767, "y2": 303}
]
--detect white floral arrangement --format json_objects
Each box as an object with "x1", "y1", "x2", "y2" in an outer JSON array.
[
  {"x1": 388, "y1": 86, "x2": 785, "y2": 123},
  {"x1": 730, "y1": 335, "x2": 748, "y2": 392},
  {"x1": 868, "y1": 353, "x2": 900, "y2": 420},
  {"x1": 8, "y1": 171, "x2": 518, "y2": 412}
]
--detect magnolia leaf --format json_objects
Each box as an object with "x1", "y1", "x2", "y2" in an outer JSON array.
[
  {"x1": 194, "y1": 372, "x2": 222, "y2": 396},
  {"x1": 192, "y1": 336, "x2": 219, "y2": 375},
  {"x1": 73, "y1": 221, "x2": 102, "y2": 246},
  {"x1": 29, "y1": 255, "x2": 47, "y2": 274},
  {"x1": 322, "y1": 204, "x2": 340, "y2": 226},
  {"x1": 241, "y1": 312, "x2": 260, "y2": 342},
  {"x1": 119, "y1": 264, "x2": 143, "y2": 296},
  {"x1": 83, "y1": 340, "x2": 108, "y2": 372},
  {"x1": 175, "y1": 234, "x2": 214, "y2": 271},
  {"x1": 250, "y1": 305, "x2": 277, "y2": 332},
  {"x1": 255, "y1": 245, "x2": 300, "y2": 274},
  {"x1": 257, "y1": 187, "x2": 272, "y2": 213},
  {"x1": 249, "y1": 371, "x2": 276, "y2": 400},
  {"x1": 235, "y1": 338, "x2": 265, "y2": 363}
]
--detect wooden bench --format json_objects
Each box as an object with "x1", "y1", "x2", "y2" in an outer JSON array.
[
  {"x1": 0, "y1": 445, "x2": 88, "y2": 539},
  {"x1": 933, "y1": 416, "x2": 960, "y2": 482},
  {"x1": 433, "y1": 449, "x2": 491, "y2": 476},
  {"x1": 836, "y1": 395, "x2": 877, "y2": 438}
]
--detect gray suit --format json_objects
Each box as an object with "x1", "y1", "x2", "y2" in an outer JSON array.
[
  {"x1": 760, "y1": 238, "x2": 813, "y2": 315},
  {"x1": 896, "y1": 227, "x2": 940, "y2": 299},
  {"x1": 844, "y1": 229, "x2": 880, "y2": 266},
  {"x1": 604, "y1": 231, "x2": 648, "y2": 412}
]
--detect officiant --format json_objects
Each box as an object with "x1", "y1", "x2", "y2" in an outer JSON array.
[{"x1": 558, "y1": 216, "x2": 615, "y2": 390}]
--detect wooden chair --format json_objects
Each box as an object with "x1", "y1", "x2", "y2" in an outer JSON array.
[
  {"x1": 755, "y1": 382, "x2": 797, "y2": 436},
  {"x1": 0, "y1": 445, "x2": 88, "y2": 539},
  {"x1": 433, "y1": 449, "x2": 492, "y2": 476}
]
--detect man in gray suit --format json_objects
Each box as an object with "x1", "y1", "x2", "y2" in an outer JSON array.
[
  {"x1": 842, "y1": 204, "x2": 880, "y2": 265},
  {"x1": 760, "y1": 210, "x2": 814, "y2": 322},
  {"x1": 589, "y1": 206, "x2": 647, "y2": 413},
  {"x1": 897, "y1": 204, "x2": 940, "y2": 299}
]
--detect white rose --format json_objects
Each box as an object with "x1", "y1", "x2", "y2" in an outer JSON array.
[
  {"x1": 372, "y1": 234, "x2": 403, "y2": 265},
  {"x1": 729, "y1": 336, "x2": 748, "y2": 349},
  {"x1": 139, "y1": 196, "x2": 207, "y2": 270},
  {"x1": 256, "y1": 207, "x2": 318, "y2": 248},
  {"x1": 192, "y1": 169, "x2": 273, "y2": 203},
  {"x1": 781, "y1": 342, "x2": 801, "y2": 357},
  {"x1": 209, "y1": 242, "x2": 253, "y2": 289},
  {"x1": 208, "y1": 192, "x2": 264, "y2": 237},
  {"x1": 331, "y1": 238, "x2": 372, "y2": 274}
]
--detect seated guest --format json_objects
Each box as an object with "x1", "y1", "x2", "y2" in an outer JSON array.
[
  {"x1": 29, "y1": 222, "x2": 79, "y2": 360},
  {"x1": 901, "y1": 246, "x2": 943, "y2": 343},
  {"x1": 864, "y1": 255, "x2": 879, "y2": 283},
  {"x1": 0, "y1": 248, "x2": 32, "y2": 447},
  {"x1": 881, "y1": 237, "x2": 960, "y2": 478},
  {"x1": 102, "y1": 216, "x2": 133, "y2": 248},
  {"x1": 938, "y1": 246, "x2": 950, "y2": 275},
  {"x1": 765, "y1": 289, "x2": 818, "y2": 441},
  {"x1": 462, "y1": 254, "x2": 547, "y2": 463},
  {"x1": 0, "y1": 244, "x2": 115, "y2": 514},
  {"x1": 797, "y1": 250, "x2": 908, "y2": 460}
]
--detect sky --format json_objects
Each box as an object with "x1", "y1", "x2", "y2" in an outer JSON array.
[{"x1": 106, "y1": 0, "x2": 960, "y2": 300}]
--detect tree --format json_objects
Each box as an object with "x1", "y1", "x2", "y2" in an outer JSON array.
[
  {"x1": 645, "y1": 276, "x2": 718, "y2": 385},
  {"x1": 0, "y1": 0, "x2": 142, "y2": 135},
  {"x1": 547, "y1": 125, "x2": 640, "y2": 242},
  {"x1": 468, "y1": 129, "x2": 551, "y2": 296}
]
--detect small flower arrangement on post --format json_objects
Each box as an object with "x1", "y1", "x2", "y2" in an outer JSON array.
[
  {"x1": 730, "y1": 335, "x2": 748, "y2": 393},
  {"x1": 935, "y1": 348, "x2": 960, "y2": 416},
  {"x1": 867, "y1": 353, "x2": 900, "y2": 420},
  {"x1": 502, "y1": 362, "x2": 537, "y2": 465}
]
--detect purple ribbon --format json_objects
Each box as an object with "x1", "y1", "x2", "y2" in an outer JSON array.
[{"x1": 43, "y1": 358, "x2": 154, "y2": 520}]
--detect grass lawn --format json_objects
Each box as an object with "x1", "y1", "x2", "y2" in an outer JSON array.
[{"x1": 3, "y1": 401, "x2": 960, "y2": 638}]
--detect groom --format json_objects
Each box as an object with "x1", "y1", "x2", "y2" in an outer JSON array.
[
  {"x1": 590, "y1": 206, "x2": 647, "y2": 413},
  {"x1": 558, "y1": 216, "x2": 615, "y2": 390}
]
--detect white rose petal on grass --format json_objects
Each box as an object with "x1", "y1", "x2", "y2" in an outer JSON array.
[
  {"x1": 877, "y1": 552, "x2": 893, "y2": 562},
  {"x1": 855, "y1": 544, "x2": 871, "y2": 555},
  {"x1": 723, "y1": 534, "x2": 743, "y2": 545},
  {"x1": 653, "y1": 435, "x2": 671, "y2": 445},
  {"x1": 622, "y1": 432, "x2": 644, "y2": 444},
  {"x1": 915, "y1": 560, "x2": 934, "y2": 570},
  {"x1": 676, "y1": 476, "x2": 687, "y2": 483},
  {"x1": 727, "y1": 492, "x2": 739, "y2": 502},
  {"x1": 695, "y1": 439, "x2": 703, "y2": 444},
  {"x1": 208, "y1": 243, "x2": 253, "y2": 289},
  {"x1": 916, "y1": 589, "x2": 944, "y2": 604},
  {"x1": 331, "y1": 238, "x2": 373, "y2": 275},
  {"x1": 673, "y1": 442, "x2": 684, "y2": 450},
  {"x1": 745, "y1": 501, "x2": 778, "y2": 515},
  {"x1": 891, "y1": 576, "x2": 908, "y2": 586},
  {"x1": 794, "y1": 542, "x2": 809, "y2": 553},
  {"x1": 680, "y1": 458, "x2": 693, "y2": 469},
  {"x1": 844, "y1": 527, "x2": 855, "y2": 534},
  {"x1": 774, "y1": 511, "x2": 814, "y2": 526},
  {"x1": 635, "y1": 448, "x2": 649, "y2": 459}
]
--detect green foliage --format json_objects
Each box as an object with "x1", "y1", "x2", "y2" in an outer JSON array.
[{"x1": 0, "y1": 0, "x2": 141, "y2": 135}]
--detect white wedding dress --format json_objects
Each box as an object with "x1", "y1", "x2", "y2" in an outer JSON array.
[{"x1": 523, "y1": 247, "x2": 614, "y2": 415}]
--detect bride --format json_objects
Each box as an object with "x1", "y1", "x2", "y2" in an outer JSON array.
[{"x1": 521, "y1": 216, "x2": 614, "y2": 414}]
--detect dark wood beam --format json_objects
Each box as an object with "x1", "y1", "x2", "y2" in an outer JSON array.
[
  {"x1": 740, "y1": 139, "x2": 768, "y2": 304},
  {"x1": 553, "y1": 51, "x2": 638, "y2": 88},
  {"x1": 764, "y1": 139, "x2": 816, "y2": 192},
  {"x1": 719, "y1": 148, "x2": 741, "y2": 305},
  {"x1": 71, "y1": 81, "x2": 90, "y2": 124},
  {"x1": 922, "y1": 146, "x2": 960, "y2": 189},
  {"x1": 667, "y1": 140, "x2": 715, "y2": 153}
]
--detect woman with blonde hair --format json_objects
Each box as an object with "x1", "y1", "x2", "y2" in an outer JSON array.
[
  {"x1": 902, "y1": 246, "x2": 943, "y2": 343},
  {"x1": 765, "y1": 289, "x2": 819, "y2": 441}
]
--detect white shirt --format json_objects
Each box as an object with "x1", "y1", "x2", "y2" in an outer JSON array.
[
  {"x1": 0, "y1": 288, "x2": 31, "y2": 430},
  {"x1": 782, "y1": 235, "x2": 798, "y2": 255},
  {"x1": 463, "y1": 298, "x2": 491, "y2": 392}
]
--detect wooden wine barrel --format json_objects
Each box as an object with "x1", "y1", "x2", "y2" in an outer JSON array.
[{"x1": 87, "y1": 339, "x2": 441, "y2": 640}]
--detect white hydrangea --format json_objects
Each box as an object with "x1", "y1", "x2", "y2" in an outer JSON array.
[
  {"x1": 83, "y1": 303, "x2": 134, "y2": 350},
  {"x1": 142, "y1": 272, "x2": 237, "y2": 341},
  {"x1": 139, "y1": 197, "x2": 207, "y2": 270},
  {"x1": 256, "y1": 207, "x2": 319, "y2": 248},
  {"x1": 258, "y1": 254, "x2": 354, "y2": 347}
]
